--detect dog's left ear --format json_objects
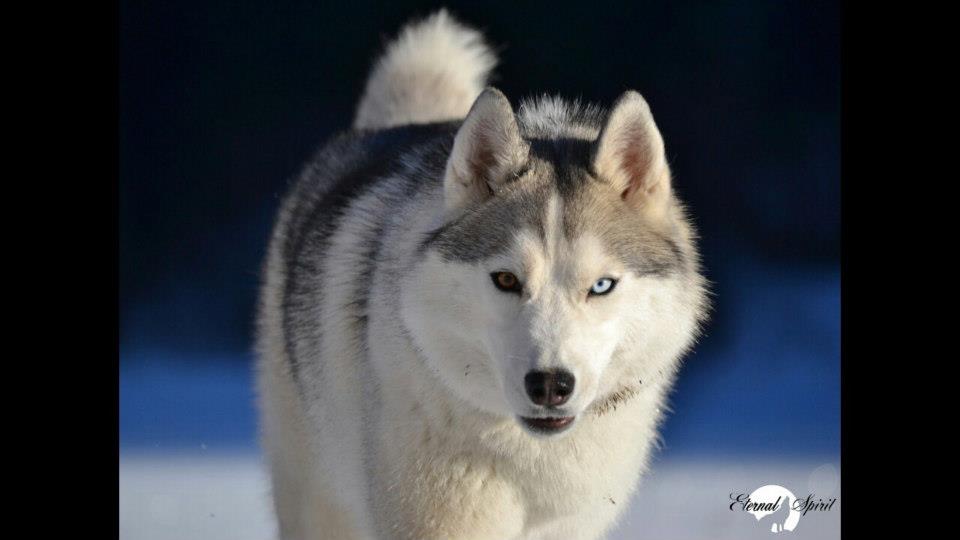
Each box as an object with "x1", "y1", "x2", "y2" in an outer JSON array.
[{"x1": 592, "y1": 91, "x2": 671, "y2": 214}]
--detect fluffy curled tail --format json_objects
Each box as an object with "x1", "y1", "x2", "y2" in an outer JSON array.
[{"x1": 353, "y1": 10, "x2": 496, "y2": 130}]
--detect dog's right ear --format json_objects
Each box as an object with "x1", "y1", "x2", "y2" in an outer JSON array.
[{"x1": 443, "y1": 88, "x2": 529, "y2": 212}]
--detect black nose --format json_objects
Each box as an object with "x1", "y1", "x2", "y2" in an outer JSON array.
[{"x1": 524, "y1": 369, "x2": 575, "y2": 407}]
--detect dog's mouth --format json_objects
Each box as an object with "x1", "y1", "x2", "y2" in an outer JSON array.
[{"x1": 519, "y1": 415, "x2": 576, "y2": 435}]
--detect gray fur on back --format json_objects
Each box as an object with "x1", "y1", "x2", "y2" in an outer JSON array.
[{"x1": 275, "y1": 122, "x2": 459, "y2": 384}]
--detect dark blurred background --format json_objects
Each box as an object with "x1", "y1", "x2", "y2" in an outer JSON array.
[{"x1": 119, "y1": 0, "x2": 839, "y2": 458}]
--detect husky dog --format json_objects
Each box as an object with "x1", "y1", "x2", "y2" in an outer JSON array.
[{"x1": 256, "y1": 10, "x2": 708, "y2": 540}]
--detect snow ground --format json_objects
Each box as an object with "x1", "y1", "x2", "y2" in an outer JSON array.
[{"x1": 119, "y1": 452, "x2": 839, "y2": 540}]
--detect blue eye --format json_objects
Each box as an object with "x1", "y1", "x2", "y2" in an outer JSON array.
[{"x1": 589, "y1": 278, "x2": 616, "y2": 296}]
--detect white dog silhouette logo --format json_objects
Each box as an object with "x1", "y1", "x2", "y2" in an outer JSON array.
[{"x1": 746, "y1": 485, "x2": 801, "y2": 533}]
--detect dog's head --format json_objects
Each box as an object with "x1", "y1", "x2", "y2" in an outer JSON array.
[{"x1": 401, "y1": 89, "x2": 707, "y2": 436}]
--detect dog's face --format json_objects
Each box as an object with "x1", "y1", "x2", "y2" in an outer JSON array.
[{"x1": 400, "y1": 90, "x2": 705, "y2": 436}]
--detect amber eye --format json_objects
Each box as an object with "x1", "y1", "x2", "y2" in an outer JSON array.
[{"x1": 491, "y1": 271, "x2": 522, "y2": 293}]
